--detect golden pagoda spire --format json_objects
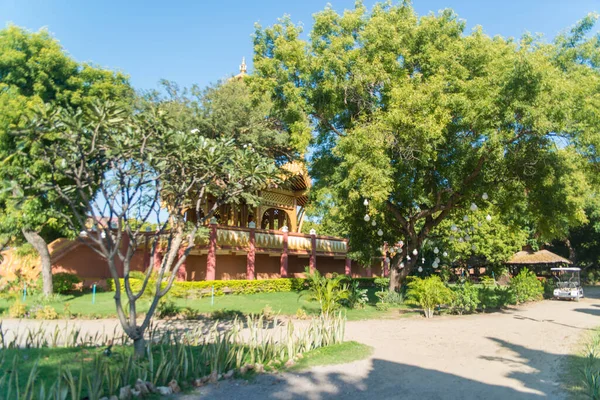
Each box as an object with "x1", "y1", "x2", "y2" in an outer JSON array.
[{"x1": 239, "y1": 57, "x2": 247, "y2": 75}]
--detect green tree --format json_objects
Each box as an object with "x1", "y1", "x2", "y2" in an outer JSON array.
[
  {"x1": 0, "y1": 25, "x2": 132, "y2": 296},
  {"x1": 253, "y1": 3, "x2": 599, "y2": 288},
  {"x1": 147, "y1": 77, "x2": 300, "y2": 163},
  {"x1": 18, "y1": 100, "x2": 278, "y2": 357}
]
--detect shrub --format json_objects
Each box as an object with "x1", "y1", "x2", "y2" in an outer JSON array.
[
  {"x1": 34, "y1": 305, "x2": 59, "y2": 320},
  {"x1": 156, "y1": 299, "x2": 181, "y2": 318},
  {"x1": 344, "y1": 280, "x2": 369, "y2": 309},
  {"x1": 375, "y1": 290, "x2": 403, "y2": 305},
  {"x1": 480, "y1": 276, "x2": 496, "y2": 287},
  {"x1": 478, "y1": 285, "x2": 515, "y2": 311},
  {"x1": 375, "y1": 302, "x2": 391, "y2": 311},
  {"x1": 301, "y1": 267, "x2": 349, "y2": 317},
  {"x1": 374, "y1": 278, "x2": 390, "y2": 291},
  {"x1": 8, "y1": 300, "x2": 27, "y2": 318},
  {"x1": 509, "y1": 269, "x2": 543, "y2": 304},
  {"x1": 106, "y1": 277, "x2": 307, "y2": 296},
  {"x1": 52, "y1": 272, "x2": 82, "y2": 294},
  {"x1": 295, "y1": 308, "x2": 309, "y2": 319},
  {"x1": 261, "y1": 305, "x2": 275, "y2": 319},
  {"x1": 405, "y1": 276, "x2": 454, "y2": 318},
  {"x1": 438, "y1": 266, "x2": 452, "y2": 283},
  {"x1": 450, "y1": 282, "x2": 480, "y2": 315}
]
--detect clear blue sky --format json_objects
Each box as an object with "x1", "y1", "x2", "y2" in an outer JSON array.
[{"x1": 1, "y1": 0, "x2": 598, "y2": 91}]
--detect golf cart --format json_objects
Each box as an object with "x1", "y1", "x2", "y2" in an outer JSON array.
[{"x1": 551, "y1": 267, "x2": 584, "y2": 301}]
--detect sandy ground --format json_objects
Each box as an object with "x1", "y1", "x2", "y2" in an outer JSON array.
[
  {"x1": 182, "y1": 287, "x2": 600, "y2": 400},
  {"x1": 2, "y1": 288, "x2": 598, "y2": 399}
]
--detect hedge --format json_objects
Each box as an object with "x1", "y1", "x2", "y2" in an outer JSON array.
[{"x1": 106, "y1": 276, "x2": 377, "y2": 297}]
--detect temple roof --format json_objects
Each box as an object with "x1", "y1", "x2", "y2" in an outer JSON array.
[{"x1": 507, "y1": 249, "x2": 572, "y2": 265}]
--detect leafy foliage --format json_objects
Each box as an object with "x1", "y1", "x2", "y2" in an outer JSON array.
[
  {"x1": 509, "y1": 269, "x2": 544, "y2": 304},
  {"x1": 405, "y1": 276, "x2": 454, "y2": 318},
  {"x1": 52, "y1": 273, "x2": 81, "y2": 294},
  {"x1": 450, "y1": 281, "x2": 480, "y2": 315},
  {"x1": 301, "y1": 267, "x2": 350, "y2": 317},
  {"x1": 343, "y1": 280, "x2": 369, "y2": 309},
  {"x1": 253, "y1": 3, "x2": 599, "y2": 283}
]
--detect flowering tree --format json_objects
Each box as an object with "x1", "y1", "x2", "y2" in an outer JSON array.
[{"x1": 17, "y1": 101, "x2": 277, "y2": 356}]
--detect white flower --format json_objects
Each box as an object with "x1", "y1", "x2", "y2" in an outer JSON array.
[{"x1": 190, "y1": 128, "x2": 199, "y2": 134}]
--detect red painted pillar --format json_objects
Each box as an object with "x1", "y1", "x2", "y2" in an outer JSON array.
[
  {"x1": 206, "y1": 218, "x2": 217, "y2": 281},
  {"x1": 247, "y1": 222, "x2": 256, "y2": 280},
  {"x1": 345, "y1": 257, "x2": 352, "y2": 276},
  {"x1": 280, "y1": 227, "x2": 289, "y2": 278},
  {"x1": 176, "y1": 247, "x2": 187, "y2": 281},
  {"x1": 309, "y1": 229, "x2": 316, "y2": 273},
  {"x1": 142, "y1": 235, "x2": 150, "y2": 271},
  {"x1": 153, "y1": 245, "x2": 163, "y2": 271},
  {"x1": 366, "y1": 266, "x2": 373, "y2": 278}
]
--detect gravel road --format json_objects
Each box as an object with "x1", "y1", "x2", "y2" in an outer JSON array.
[{"x1": 183, "y1": 287, "x2": 600, "y2": 400}]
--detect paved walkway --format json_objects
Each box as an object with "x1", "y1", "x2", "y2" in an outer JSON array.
[{"x1": 183, "y1": 287, "x2": 600, "y2": 400}]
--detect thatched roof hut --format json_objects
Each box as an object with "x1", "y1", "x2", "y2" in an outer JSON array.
[{"x1": 507, "y1": 249, "x2": 572, "y2": 265}]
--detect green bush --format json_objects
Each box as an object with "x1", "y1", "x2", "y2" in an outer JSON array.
[
  {"x1": 438, "y1": 266, "x2": 452, "y2": 283},
  {"x1": 106, "y1": 277, "x2": 308, "y2": 296},
  {"x1": 509, "y1": 269, "x2": 543, "y2": 304},
  {"x1": 344, "y1": 280, "x2": 369, "y2": 309},
  {"x1": 301, "y1": 267, "x2": 349, "y2": 317},
  {"x1": 52, "y1": 273, "x2": 82, "y2": 294},
  {"x1": 8, "y1": 300, "x2": 27, "y2": 318},
  {"x1": 375, "y1": 302, "x2": 391, "y2": 311},
  {"x1": 450, "y1": 282, "x2": 479, "y2": 315},
  {"x1": 375, "y1": 290, "x2": 403, "y2": 305},
  {"x1": 478, "y1": 285, "x2": 515, "y2": 311},
  {"x1": 156, "y1": 299, "x2": 181, "y2": 318},
  {"x1": 374, "y1": 278, "x2": 390, "y2": 291},
  {"x1": 405, "y1": 276, "x2": 454, "y2": 318}
]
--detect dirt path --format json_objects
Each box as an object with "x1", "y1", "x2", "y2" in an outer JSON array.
[{"x1": 184, "y1": 287, "x2": 600, "y2": 400}]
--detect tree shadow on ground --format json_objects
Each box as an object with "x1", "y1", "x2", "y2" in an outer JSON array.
[{"x1": 193, "y1": 336, "x2": 583, "y2": 400}]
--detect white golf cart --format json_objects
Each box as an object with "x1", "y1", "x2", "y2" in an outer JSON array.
[{"x1": 551, "y1": 267, "x2": 584, "y2": 301}]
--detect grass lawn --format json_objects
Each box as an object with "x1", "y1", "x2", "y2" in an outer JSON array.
[
  {"x1": 290, "y1": 341, "x2": 373, "y2": 371},
  {"x1": 562, "y1": 327, "x2": 600, "y2": 399},
  {"x1": 0, "y1": 289, "x2": 418, "y2": 320}
]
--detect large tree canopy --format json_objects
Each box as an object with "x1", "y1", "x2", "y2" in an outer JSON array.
[
  {"x1": 253, "y1": 3, "x2": 600, "y2": 286},
  {"x1": 147, "y1": 77, "x2": 300, "y2": 164},
  {"x1": 0, "y1": 25, "x2": 132, "y2": 295}
]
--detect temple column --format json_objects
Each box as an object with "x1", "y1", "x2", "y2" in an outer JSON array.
[
  {"x1": 280, "y1": 226, "x2": 289, "y2": 277},
  {"x1": 247, "y1": 222, "x2": 256, "y2": 280},
  {"x1": 206, "y1": 218, "x2": 217, "y2": 281},
  {"x1": 345, "y1": 257, "x2": 352, "y2": 276},
  {"x1": 309, "y1": 229, "x2": 316, "y2": 273}
]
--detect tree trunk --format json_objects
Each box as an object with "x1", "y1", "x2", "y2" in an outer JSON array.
[
  {"x1": 22, "y1": 229, "x2": 53, "y2": 297},
  {"x1": 133, "y1": 336, "x2": 146, "y2": 358},
  {"x1": 565, "y1": 238, "x2": 576, "y2": 264},
  {"x1": 389, "y1": 256, "x2": 416, "y2": 291}
]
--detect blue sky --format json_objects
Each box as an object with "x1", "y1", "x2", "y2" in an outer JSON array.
[{"x1": 1, "y1": 0, "x2": 598, "y2": 91}]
